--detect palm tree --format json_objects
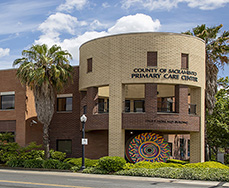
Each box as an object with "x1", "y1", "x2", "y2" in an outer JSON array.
[
  {"x1": 13, "y1": 44, "x2": 73, "y2": 159},
  {"x1": 183, "y1": 24, "x2": 229, "y2": 114}
]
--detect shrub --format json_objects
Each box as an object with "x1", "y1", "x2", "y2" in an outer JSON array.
[
  {"x1": 23, "y1": 159, "x2": 44, "y2": 168},
  {"x1": 166, "y1": 159, "x2": 188, "y2": 165},
  {"x1": 184, "y1": 161, "x2": 229, "y2": 169},
  {"x1": 65, "y1": 158, "x2": 98, "y2": 167},
  {"x1": 18, "y1": 150, "x2": 44, "y2": 160},
  {"x1": 0, "y1": 139, "x2": 43, "y2": 164},
  {"x1": 0, "y1": 142, "x2": 19, "y2": 163},
  {"x1": 43, "y1": 159, "x2": 61, "y2": 169},
  {"x1": 71, "y1": 166, "x2": 81, "y2": 172},
  {"x1": 124, "y1": 161, "x2": 183, "y2": 170},
  {"x1": 98, "y1": 156, "x2": 126, "y2": 172},
  {"x1": 6, "y1": 159, "x2": 25, "y2": 167},
  {"x1": 50, "y1": 150, "x2": 66, "y2": 161},
  {"x1": 115, "y1": 167, "x2": 229, "y2": 181},
  {"x1": 82, "y1": 167, "x2": 109, "y2": 174},
  {"x1": 57, "y1": 162, "x2": 72, "y2": 170}
]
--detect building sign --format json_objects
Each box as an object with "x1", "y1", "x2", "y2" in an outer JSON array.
[
  {"x1": 145, "y1": 119, "x2": 188, "y2": 125},
  {"x1": 131, "y1": 68, "x2": 198, "y2": 82}
]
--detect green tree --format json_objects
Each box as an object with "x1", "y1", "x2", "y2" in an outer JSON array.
[
  {"x1": 13, "y1": 44, "x2": 73, "y2": 159},
  {"x1": 183, "y1": 24, "x2": 229, "y2": 114},
  {"x1": 206, "y1": 77, "x2": 229, "y2": 159}
]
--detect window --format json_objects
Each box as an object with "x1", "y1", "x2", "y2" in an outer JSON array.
[
  {"x1": 134, "y1": 100, "x2": 145, "y2": 112},
  {"x1": 57, "y1": 94, "x2": 73, "y2": 112},
  {"x1": 87, "y1": 58, "x2": 92, "y2": 73},
  {"x1": 98, "y1": 98, "x2": 105, "y2": 113},
  {"x1": 188, "y1": 139, "x2": 190, "y2": 157},
  {"x1": 83, "y1": 105, "x2": 87, "y2": 114},
  {"x1": 180, "y1": 138, "x2": 184, "y2": 158},
  {"x1": 147, "y1": 51, "x2": 157, "y2": 66},
  {"x1": 157, "y1": 97, "x2": 175, "y2": 113},
  {"x1": 181, "y1": 53, "x2": 188, "y2": 69},
  {"x1": 168, "y1": 142, "x2": 173, "y2": 156},
  {"x1": 125, "y1": 100, "x2": 130, "y2": 112},
  {"x1": 56, "y1": 139, "x2": 72, "y2": 154},
  {"x1": 0, "y1": 92, "x2": 15, "y2": 110},
  {"x1": 98, "y1": 98, "x2": 109, "y2": 113}
]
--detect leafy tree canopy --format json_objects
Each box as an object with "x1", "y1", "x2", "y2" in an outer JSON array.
[
  {"x1": 183, "y1": 24, "x2": 229, "y2": 114},
  {"x1": 206, "y1": 77, "x2": 229, "y2": 153}
]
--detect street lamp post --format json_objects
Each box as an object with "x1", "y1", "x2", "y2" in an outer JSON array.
[{"x1": 80, "y1": 114, "x2": 87, "y2": 170}]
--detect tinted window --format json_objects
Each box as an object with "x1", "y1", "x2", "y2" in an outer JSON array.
[{"x1": 0, "y1": 95, "x2": 15, "y2": 110}]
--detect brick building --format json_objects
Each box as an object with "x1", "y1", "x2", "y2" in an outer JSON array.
[{"x1": 0, "y1": 32, "x2": 205, "y2": 162}]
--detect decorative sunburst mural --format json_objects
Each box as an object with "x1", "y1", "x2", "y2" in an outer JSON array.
[{"x1": 126, "y1": 132, "x2": 170, "y2": 163}]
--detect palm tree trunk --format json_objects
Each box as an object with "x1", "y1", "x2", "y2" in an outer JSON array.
[{"x1": 43, "y1": 123, "x2": 50, "y2": 160}]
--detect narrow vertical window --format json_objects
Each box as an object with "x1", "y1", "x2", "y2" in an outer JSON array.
[
  {"x1": 87, "y1": 58, "x2": 92, "y2": 73},
  {"x1": 147, "y1": 51, "x2": 157, "y2": 66},
  {"x1": 168, "y1": 142, "x2": 173, "y2": 156},
  {"x1": 125, "y1": 100, "x2": 130, "y2": 112},
  {"x1": 83, "y1": 105, "x2": 87, "y2": 114},
  {"x1": 181, "y1": 53, "x2": 188, "y2": 69}
]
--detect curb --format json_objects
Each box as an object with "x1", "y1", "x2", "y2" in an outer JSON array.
[{"x1": 0, "y1": 168, "x2": 228, "y2": 187}]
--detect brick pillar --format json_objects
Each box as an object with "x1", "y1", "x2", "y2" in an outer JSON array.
[
  {"x1": 16, "y1": 90, "x2": 26, "y2": 146},
  {"x1": 145, "y1": 83, "x2": 157, "y2": 114},
  {"x1": 86, "y1": 87, "x2": 98, "y2": 116},
  {"x1": 80, "y1": 91, "x2": 87, "y2": 115},
  {"x1": 175, "y1": 85, "x2": 188, "y2": 115}
]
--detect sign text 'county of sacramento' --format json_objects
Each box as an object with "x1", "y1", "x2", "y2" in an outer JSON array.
[{"x1": 131, "y1": 68, "x2": 198, "y2": 82}]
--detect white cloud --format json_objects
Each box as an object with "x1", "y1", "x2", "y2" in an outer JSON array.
[
  {"x1": 185, "y1": 0, "x2": 229, "y2": 10},
  {"x1": 121, "y1": 0, "x2": 229, "y2": 10},
  {"x1": 35, "y1": 13, "x2": 161, "y2": 65},
  {"x1": 108, "y1": 14, "x2": 161, "y2": 34},
  {"x1": 0, "y1": 48, "x2": 10, "y2": 58},
  {"x1": 57, "y1": 0, "x2": 88, "y2": 12},
  {"x1": 36, "y1": 13, "x2": 87, "y2": 45},
  {"x1": 90, "y1": 20, "x2": 108, "y2": 30},
  {"x1": 102, "y1": 2, "x2": 110, "y2": 8}
]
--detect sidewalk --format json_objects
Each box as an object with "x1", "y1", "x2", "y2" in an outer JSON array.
[{"x1": 0, "y1": 168, "x2": 228, "y2": 187}]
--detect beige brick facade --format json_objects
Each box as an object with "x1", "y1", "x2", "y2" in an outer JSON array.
[{"x1": 79, "y1": 32, "x2": 205, "y2": 162}]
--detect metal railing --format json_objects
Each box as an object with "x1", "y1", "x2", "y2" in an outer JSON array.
[
  {"x1": 95, "y1": 102, "x2": 109, "y2": 114},
  {"x1": 157, "y1": 101, "x2": 175, "y2": 113},
  {"x1": 188, "y1": 104, "x2": 196, "y2": 115},
  {"x1": 123, "y1": 100, "x2": 145, "y2": 113}
]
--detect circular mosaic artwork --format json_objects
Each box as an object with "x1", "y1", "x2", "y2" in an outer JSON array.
[{"x1": 126, "y1": 132, "x2": 170, "y2": 163}]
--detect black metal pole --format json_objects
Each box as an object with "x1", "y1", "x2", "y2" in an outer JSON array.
[{"x1": 81, "y1": 121, "x2": 85, "y2": 169}]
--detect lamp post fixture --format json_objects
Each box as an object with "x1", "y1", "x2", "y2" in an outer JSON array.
[{"x1": 80, "y1": 114, "x2": 87, "y2": 170}]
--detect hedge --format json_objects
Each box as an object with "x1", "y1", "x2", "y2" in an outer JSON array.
[
  {"x1": 64, "y1": 158, "x2": 98, "y2": 167},
  {"x1": 115, "y1": 167, "x2": 229, "y2": 182},
  {"x1": 98, "y1": 156, "x2": 126, "y2": 172}
]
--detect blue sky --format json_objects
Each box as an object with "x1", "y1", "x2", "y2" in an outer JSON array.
[{"x1": 0, "y1": 0, "x2": 228, "y2": 78}]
